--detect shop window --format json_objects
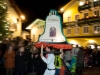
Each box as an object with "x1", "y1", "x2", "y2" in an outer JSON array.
[
  {"x1": 83, "y1": 26, "x2": 89, "y2": 34},
  {"x1": 89, "y1": 45, "x2": 95, "y2": 49},
  {"x1": 67, "y1": 28, "x2": 71, "y2": 34}
]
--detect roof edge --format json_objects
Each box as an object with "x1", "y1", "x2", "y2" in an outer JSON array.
[
  {"x1": 9, "y1": 0, "x2": 23, "y2": 17},
  {"x1": 26, "y1": 18, "x2": 45, "y2": 29},
  {"x1": 59, "y1": 0, "x2": 78, "y2": 12}
]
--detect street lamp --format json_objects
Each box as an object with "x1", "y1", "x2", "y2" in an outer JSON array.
[
  {"x1": 79, "y1": 1, "x2": 84, "y2": 6},
  {"x1": 58, "y1": 8, "x2": 65, "y2": 27},
  {"x1": 60, "y1": 8, "x2": 64, "y2": 13},
  {"x1": 20, "y1": 15, "x2": 25, "y2": 20}
]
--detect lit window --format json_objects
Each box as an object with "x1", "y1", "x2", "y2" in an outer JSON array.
[
  {"x1": 83, "y1": 26, "x2": 89, "y2": 33},
  {"x1": 84, "y1": 13, "x2": 89, "y2": 18},
  {"x1": 67, "y1": 17, "x2": 71, "y2": 22},
  {"x1": 94, "y1": 25, "x2": 100, "y2": 33},
  {"x1": 67, "y1": 28, "x2": 71, "y2": 34},
  {"x1": 94, "y1": 10, "x2": 99, "y2": 16},
  {"x1": 75, "y1": 15, "x2": 79, "y2": 20},
  {"x1": 74, "y1": 27, "x2": 79, "y2": 34}
]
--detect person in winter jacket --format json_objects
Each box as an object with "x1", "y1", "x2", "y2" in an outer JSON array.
[
  {"x1": 4, "y1": 44, "x2": 15, "y2": 75},
  {"x1": 55, "y1": 54, "x2": 62, "y2": 75},
  {"x1": 15, "y1": 46, "x2": 28, "y2": 75}
]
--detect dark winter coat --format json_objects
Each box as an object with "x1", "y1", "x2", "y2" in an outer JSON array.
[
  {"x1": 27, "y1": 51, "x2": 40, "y2": 73},
  {"x1": 27, "y1": 52, "x2": 34, "y2": 73},
  {"x1": 33, "y1": 53, "x2": 40, "y2": 73},
  {"x1": 15, "y1": 52, "x2": 28, "y2": 72},
  {"x1": 38, "y1": 57, "x2": 47, "y2": 75}
]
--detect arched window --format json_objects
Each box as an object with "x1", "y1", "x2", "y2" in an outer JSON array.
[{"x1": 50, "y1": 27, "x2": 56, "y2": 37}]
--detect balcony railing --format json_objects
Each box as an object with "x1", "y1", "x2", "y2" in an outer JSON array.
[
  {"x1": 93, "y1": 1, "x2": 100, "y2": 7},
  {"x1": 63, "y1": 21, "x2": 76, "y2": 28},
  {"x1": 78, "y1": 2, "x2": 91, "y2": 12},
  {"x1": 63, "y1": 16, "x2": 100, "y2": 27},
  {"x1": 78, "y1": 16, "x2": 100, "y2": 25}
]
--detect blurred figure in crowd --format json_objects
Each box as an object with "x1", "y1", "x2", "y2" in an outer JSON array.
[{"x1": 4, "y1": 44, "x2": 15, "y2": 75}]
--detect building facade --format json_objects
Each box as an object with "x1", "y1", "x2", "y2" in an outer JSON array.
[
  {"x1": 61, "y1": 0, "x2": 100, "y2": 48},
  {"x1": 21, "y1": 31, "x2": 30, "y2": 40},
  {"x1": 26, "y1": 19, "x2": 45, "y2": 42},
  {"x1": 4, "y1": 0, "x2": 25, "y2": 38}
]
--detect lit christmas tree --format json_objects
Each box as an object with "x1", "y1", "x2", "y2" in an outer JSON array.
[{"x1": 0, "y1": 0, "x2": 10, "y2": 40}]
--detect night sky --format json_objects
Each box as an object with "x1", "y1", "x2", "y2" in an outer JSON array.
[{"x1": 14, "y1": 0, "x2": 70, "y2": 30}]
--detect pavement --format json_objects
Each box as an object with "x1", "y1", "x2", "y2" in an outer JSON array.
[
  {"x1": 82, "y1": 66, "x2": 100, "y2": 75},
  {"x1": 0, "y1": 66, "x2": 100, "y2": 75}
]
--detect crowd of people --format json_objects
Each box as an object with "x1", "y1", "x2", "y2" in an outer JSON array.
[
  {"x1": 0, "y1": 38, "x2": 100, "y2": 75},
  {"x1": 0, "y1": 38, "x2": 47, "y2": 75},
  {"x1": 83, "y1": 46, "x2": 100, "y2": 67}
]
